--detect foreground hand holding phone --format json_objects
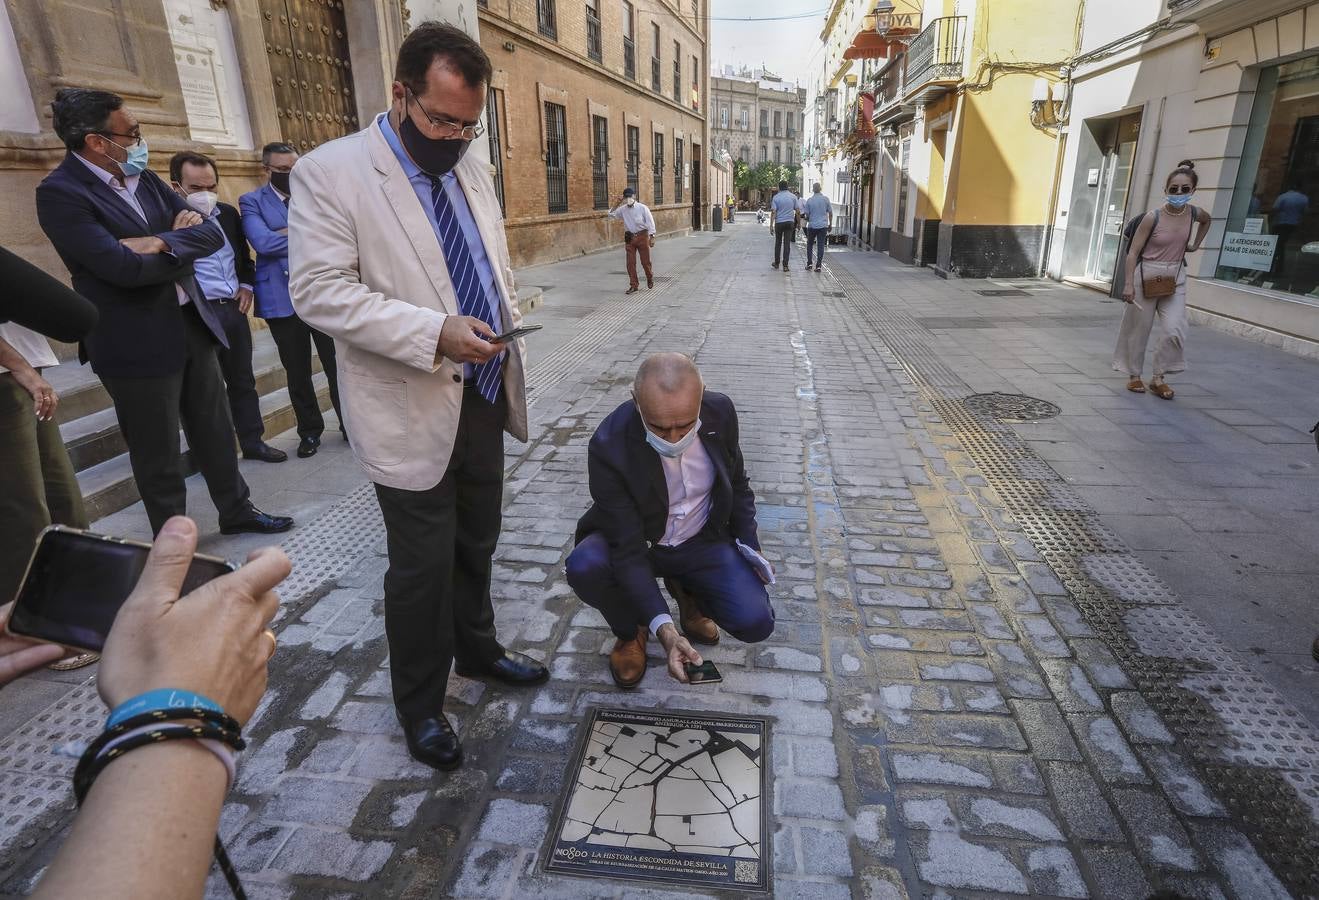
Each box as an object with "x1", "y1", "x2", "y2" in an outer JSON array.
[
  {"x1": 654, "y1": 621, "x2": 703, "y2": 684},
  {"x1": 32, "y1": 517, "x2": 291, "y2": 900}
]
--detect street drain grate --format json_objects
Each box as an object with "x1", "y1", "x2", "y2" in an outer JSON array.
[
  {"x1": 964, "y1": 393, "x2": 1061, "y2": 423},
  {"x1": 545, "y1": 707, "x2": 770, "y2": 893},
  {"x1": 973, "y1": 289, "x2": 1030, "y2": 297}
]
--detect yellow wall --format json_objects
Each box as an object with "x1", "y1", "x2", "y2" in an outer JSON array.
[{"x1": 942, "y1": 0, "x2": 1081, "y2": 226}]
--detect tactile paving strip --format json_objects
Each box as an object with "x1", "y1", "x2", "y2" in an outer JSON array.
[{"x1": 826, "y1": 262, "x2": 1319, "y2": 896}]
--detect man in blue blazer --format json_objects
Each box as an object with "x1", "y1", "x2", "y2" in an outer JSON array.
[
  {"x1": 566, "y1": 353, "x2": 775, "y2": 689},
  {"x1": 35, "y1": 88, "x2": 292, "y2": 537},
  {"x1": 240, "y1": 143, "x2": 343, "y2": 459}
]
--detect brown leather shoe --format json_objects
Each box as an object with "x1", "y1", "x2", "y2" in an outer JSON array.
[
  {"x1": 609, "y1": 627, "x2": 648, "y2": 689},
  {"x1": 665, "y1": 579, "x2": 720, "y2": 646}
]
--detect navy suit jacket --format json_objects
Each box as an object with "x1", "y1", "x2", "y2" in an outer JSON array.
[
  {"x1": 238, "y1": 184, "x2": 292, "y2": 319},
  {"x1": 35, "y1": 154, "x2": 226, "y2": 378},
  {"x1": 575, "y1": 391, "x2": 761, "y2": 623}
]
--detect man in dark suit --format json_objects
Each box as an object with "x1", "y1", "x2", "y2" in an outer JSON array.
[
  {"x1": 566, "y1": 353, "x2": 775, "y2": 688},
  {"x1": 35, "y1": 88, "x2": 292, "y2": 537},
  {"x1": 241, "y1": 143, "x2": 343, "y2": 459},
  {"x1": 168, "y1": 151, "x2": 286, "y2": 464}
]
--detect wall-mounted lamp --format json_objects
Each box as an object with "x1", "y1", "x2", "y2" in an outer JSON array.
[{"x1": 502, "y1": 41, "x2": 516, "y2": 52}]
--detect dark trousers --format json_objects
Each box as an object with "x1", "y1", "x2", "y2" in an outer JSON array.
[
  {"x1": 0, "y1": 372, "x2": 88, "y2": 603},
  {"x1": 100, "y1": 303, "x2": 251, "y2": 536},
  {"x1": 206, "y1": 298, "x2": 264, "y2": 452},
  {"x1": 265, "y1": 313, "x2": 342, "y2": 440},
  {"x1": 373, "y1": 387, "x2": 507, "y2": 718},
  {"x1": 566, "y1": 532, "x2": 775, "y2": 643},
  {"x1": 773, "y1": 222, "x2": 795, "y2": 266},
  {"x1": 806, "y1": 227, "x2": 828, "y2": 267}
]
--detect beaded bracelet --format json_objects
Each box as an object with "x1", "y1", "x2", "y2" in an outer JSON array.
[{"x1": 74, "y1": 712, "x2": 248, "y2": 900}]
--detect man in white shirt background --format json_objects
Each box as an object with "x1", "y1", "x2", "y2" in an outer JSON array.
[
  {"x1": 566, "y1": 353, "x2": 776, "y2": 689},
  {"x1": 607, "y1": 187, "x2": 657, "y2": 295},
  {"x1": 803, "y1": 182, "x2": 833, "y2": 273}
]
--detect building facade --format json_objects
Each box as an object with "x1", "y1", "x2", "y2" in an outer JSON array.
[
  {"x1": 476, "y1": 0, "x2": 709, "y2": 267},
  {"x1": 707, "y1": 67, "x2": 806, "y2": 187},
  {"x1": 1046, "y1": 0, "x2": 1319, "y2": 355}
]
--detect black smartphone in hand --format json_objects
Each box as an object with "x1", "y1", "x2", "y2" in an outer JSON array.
[
  {"x1": 492, "y1": 323, "x2": 543, "y2": 343},
  {"x1": 3, "y1": 526, "x2": 235, "y2": 653},
  {"x1": 685, "y1": 660, "x2": 722, "y2": 684}
]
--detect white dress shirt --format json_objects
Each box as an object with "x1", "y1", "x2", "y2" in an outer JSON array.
[
  {"x1": 0, "y1": 322, "x2": 59, "y2": 373},
  {"x1": 648, "y1": 435, "x2": 716, "y2": 635},
  {"x1": 73, "y1": 153, "x2": 190, "y2": 307},
  {"x1": 608, "y1": 200, "x2": 657, "y2": 235}
]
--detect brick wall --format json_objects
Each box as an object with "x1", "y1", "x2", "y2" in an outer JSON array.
[{"x1": 479, "y1": 0, "x2": 708, "y2": 268}]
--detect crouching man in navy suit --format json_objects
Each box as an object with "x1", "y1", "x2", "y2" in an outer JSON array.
[{"x1": 566, "y1": 353, "x2": 775, "y2": 689}]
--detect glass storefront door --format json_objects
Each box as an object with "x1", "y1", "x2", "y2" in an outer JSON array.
[
  {"x1": 1085, "y1": 114, "x2": 1140, "y2": 283},
  {"x1": 1217, "y1": 56, "x2": 1319, "y2": 302}
]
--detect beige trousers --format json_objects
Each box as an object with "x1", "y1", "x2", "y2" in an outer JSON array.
[{"x1": 1112, "y1": 263, "x2": 1187, "y2": 379}]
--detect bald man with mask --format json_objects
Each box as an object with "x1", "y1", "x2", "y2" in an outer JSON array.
[{"x1": 566, "y1": 353, "x2": 776, "y2": 688}]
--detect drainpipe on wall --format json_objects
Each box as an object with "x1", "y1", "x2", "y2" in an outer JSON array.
[{"x1": 1039, "y1": 79, "x2": 1071, "y2": 278}]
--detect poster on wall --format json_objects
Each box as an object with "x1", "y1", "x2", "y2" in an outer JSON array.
[{"x1": 1219, "y1": 232, "x2": 1279, "y2": 271}]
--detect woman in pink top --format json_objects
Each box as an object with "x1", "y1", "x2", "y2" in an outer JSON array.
[{"x1": 1114, "y1": 160, "x2": 1212, "y2": 399}]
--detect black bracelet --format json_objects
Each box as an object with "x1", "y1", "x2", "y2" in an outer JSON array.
[{"x1": 74, "y1": 719, "x2": 248, "y2": 900}]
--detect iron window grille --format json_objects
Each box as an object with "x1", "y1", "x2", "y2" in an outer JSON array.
[
  {"x1": 652, "y1": 133, "x2": 664, "y2": 204},
  {"x1": 673, "y1": 42, "x2": 681, "y2": 102},
  {"x1": 652, "y1": 56, "x2": 662, "y2": 92},
  {"x1": 537, "y1": 0, "x2": 557, "y2": 39},
  {"x1": 592, "y1": 115, "x2": 609, "y2": 210},
  {"x1": 626, "y1": 124, "x2": 640, "y2": 194},
  {"x1": 623, "y1": 3, "x2": 635, "y2": 79},
  {"x1": 544, "y1": 101, "x2": 568, "y2": 214},
  {"x1": 586, "y1": 0, "x2": 601, "y2": 61},
  {"x1": 485, "y1": 87, "x2": 506, "y2": 215}
]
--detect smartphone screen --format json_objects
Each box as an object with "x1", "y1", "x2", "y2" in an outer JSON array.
[
  {"x1": 685, "y1": 660, "x2": 723, "y2": 685},
  {"x1": 7, "y1": 527, "x2": 235, "y2": 652}
]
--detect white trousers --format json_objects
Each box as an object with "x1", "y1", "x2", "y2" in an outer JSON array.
[{"x1": 1112, "y1": 267, "x2": 1187, "y2": 378}]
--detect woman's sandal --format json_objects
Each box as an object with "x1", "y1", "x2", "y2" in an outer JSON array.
[
  {"x1": 1149, "y1": 382, "x2": 1175, "y2": 400},
  {"x1": 1126, "y1": 378, "x2": 1146, "y2": 393}
]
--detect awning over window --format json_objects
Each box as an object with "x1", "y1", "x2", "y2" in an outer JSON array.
[
  {"x1": 843, "y1": 31, "x2": 901, "y2": 60},
  {"x1": 855, "y1": 93, "x2": 876, "y2": 140}
]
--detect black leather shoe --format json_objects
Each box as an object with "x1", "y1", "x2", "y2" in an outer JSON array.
[
  {"x1": 397, "y1": 711, "x2": 462, "y2": 771},
  {"x1": 242, "y1": 443, "x2": 288, "y2": 463},
  {"x1": 296, "y1": 435, "x2": 321, "y2": 458},
  {"x1": 455, "y1": 650, "x2": 548, "y2": 686},
  {"x1": 219, "y1": 506, "x2": 294, "y2": 535}
]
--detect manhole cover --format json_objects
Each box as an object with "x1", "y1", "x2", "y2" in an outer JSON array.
[
  {"x1": 964, "y1": 393, "x2": 1061, "y2": 423},
  {"x1": 973, "y1": 289, "x2": 1029, "y2": 297},
  {"x1": 545, "y1": 707, "x2": 770, "y2": 893}
]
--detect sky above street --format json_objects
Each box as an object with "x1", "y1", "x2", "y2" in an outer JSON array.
[{"x1": 709, "y1": 0, "x2": 828, "y2": 86}]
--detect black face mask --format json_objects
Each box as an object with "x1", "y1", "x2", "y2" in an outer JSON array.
[
  {"x1": 269, "y1": 171, "x2": 291, "y2": 195},
  {"x1": 398, "y1": 111, "x2": 470, "y2": 177}
]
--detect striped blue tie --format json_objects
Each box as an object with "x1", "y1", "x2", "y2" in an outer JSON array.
[{"x1": 430, "y1": 176, "x2": 502, "y2": 404}]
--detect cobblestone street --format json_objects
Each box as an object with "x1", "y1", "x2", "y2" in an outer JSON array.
[{"x1": 3, "y1": 221, "x2": 1319, "y2": 899}]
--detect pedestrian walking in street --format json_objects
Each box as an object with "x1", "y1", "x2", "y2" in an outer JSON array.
[
  {"x1": 725, "y1": 194, "x2": 735, "y2": 222},
  {"x1": 35, "y1": 88, "x2": 292, "y2": 538},
  {"x1": 607, "y1": 187, "x2": 657, "y2": 294},
  {"x1": 289, "y1": 21, "x2": 546, "y2": 773},
  {"x1": 241, "y1": 143, "x2": 344, "y2": 459},
  {"x1": 169, "y1": 152, "x2": 286, "y2": 464},
  {"x1": 803, "y1": 182, "x2": 833, "y2": 272},
  {"x1": 566, "y1": 353, "x2": 776, "y2": 689},
  {"x1": 770, "y1": 180, "x2": 801, "y2": 271},
  {"x1": 1115, "y1": 160, "x2": 1211, "y2": 400},
  {"x1": 0, "y1": 246, "x2": 100, "y2": 671}
]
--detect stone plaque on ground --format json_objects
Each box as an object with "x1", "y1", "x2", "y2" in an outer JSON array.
[{"x1": 545, "y1": 707, "x2": 771, "y2": 893}]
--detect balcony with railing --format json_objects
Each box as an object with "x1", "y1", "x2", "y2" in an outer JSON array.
[
  {"x1": 904, "y1": 16, "x2": 965, "y2": 103},
  {"x1": 872, "y1": 54, "x2": 911, "y2": 124}
]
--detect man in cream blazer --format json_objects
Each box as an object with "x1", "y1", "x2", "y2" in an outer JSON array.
[{"x1": 289, "y1": 22, "x2": 547, "y2": 772}]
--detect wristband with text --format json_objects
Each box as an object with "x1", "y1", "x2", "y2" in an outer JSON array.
[{"x1": 107, "y1": 689, "x2": 224, "y2": 729}]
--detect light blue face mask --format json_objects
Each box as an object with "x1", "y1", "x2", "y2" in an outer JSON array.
[
  {"x1": 645, "y1": 417, "x2": 702, "y2": 458},
  {"x1": 1166, "y1": 193, "x2": 1192, "y2": 209},
  {"x1": 107, "y1": 137, "x2": 149, "y2": 177}
]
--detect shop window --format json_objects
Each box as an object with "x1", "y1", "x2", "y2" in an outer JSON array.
[{"x1": 1217, "y1": 57, "x2": 1319, "y2": 301}]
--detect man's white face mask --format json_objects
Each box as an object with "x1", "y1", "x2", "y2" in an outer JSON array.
[
  {"x1": 645, "y1": 419, "x2": 701, "y2": 458},
  {"x1": 626, "y1": 197, "x2": 636, "y2": 207},
  {"x1": 185, "y1": 191, "x2": 218, "y2": 216}
]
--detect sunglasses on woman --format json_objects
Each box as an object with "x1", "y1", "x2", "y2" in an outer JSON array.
[{"x1": 1168, "y1": 184, "x2": 1194, "y2": 194}]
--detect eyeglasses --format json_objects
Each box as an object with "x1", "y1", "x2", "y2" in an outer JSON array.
[
  {"x1": 99, "y1": 130, "x2": 143, "y2": 147},
  {"x1": 1168, "y1": 184, "x2": 1194, "y2": 194},
  {"x1": 407, "y1": 89, "x2": 484, "y2": 141}
]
